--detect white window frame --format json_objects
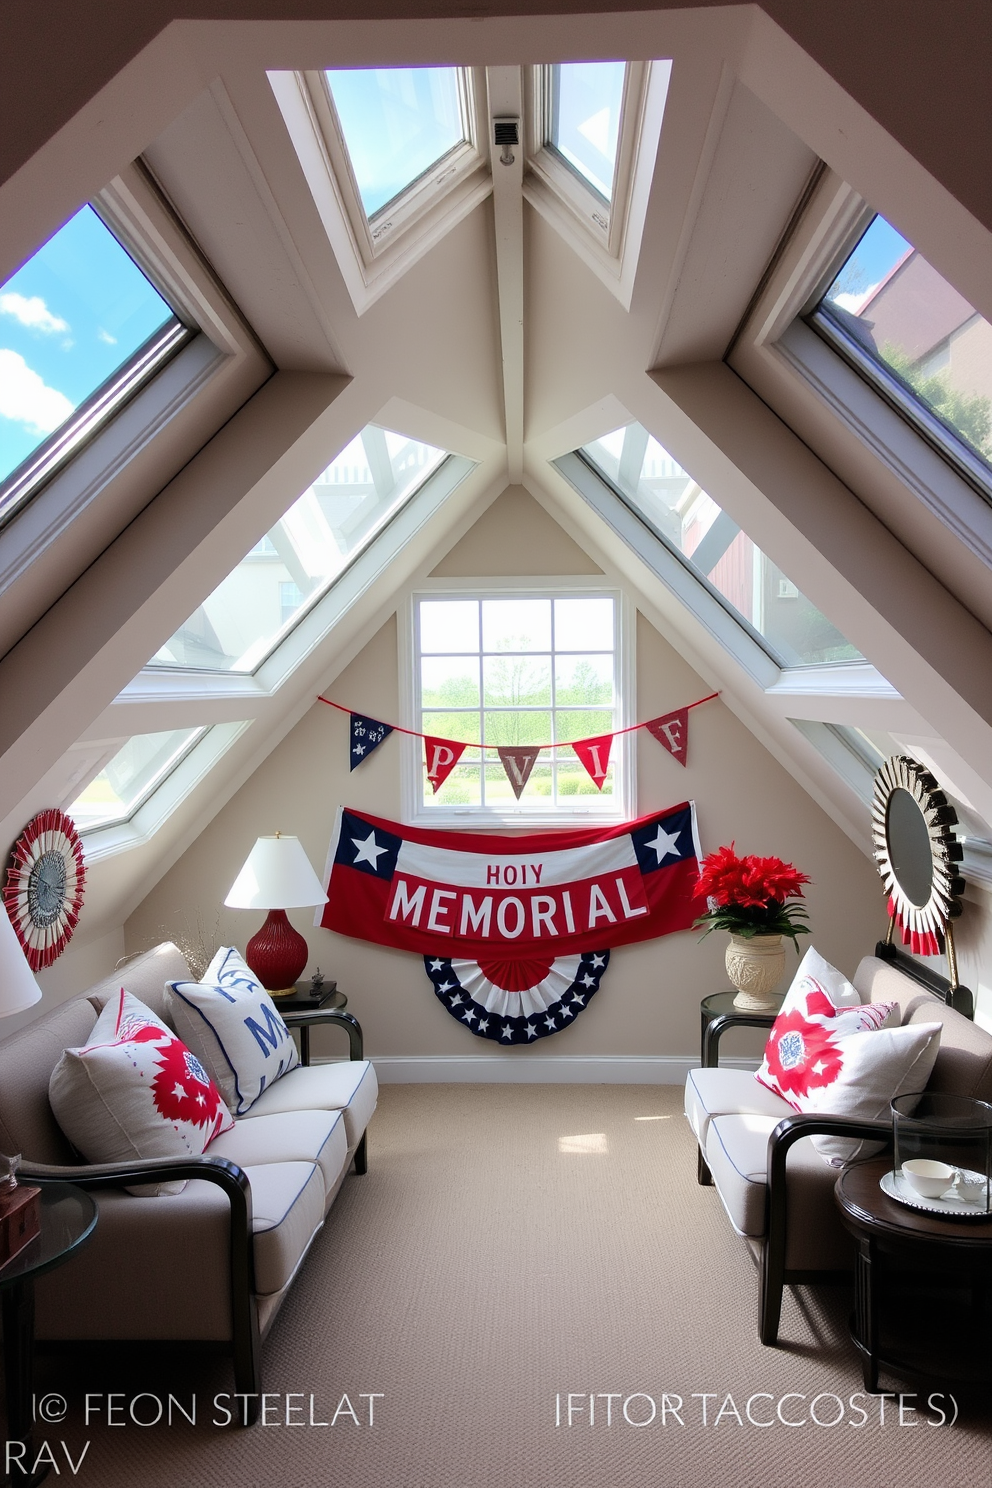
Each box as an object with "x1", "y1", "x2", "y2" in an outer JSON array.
[
  {"x1": 728, "y1": 170, "x2": 992, "y2": 576},
  {"x1": 522, "y1": 60, "x2": 671, "y2": 310},
  {"x1": 269, "y1": 68, "x2": 492, "y2": 314},
  {"x1": 400, "y1": 577, "x2": 635, "y2": 828}
]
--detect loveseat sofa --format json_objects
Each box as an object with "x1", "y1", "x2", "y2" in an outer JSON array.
[
  {"x1": 0, "y1": 942, "x2": 377, "y2": 1420},
  {"x1": 684, "y1": 952, "x2": 992, "y2": 1345}
]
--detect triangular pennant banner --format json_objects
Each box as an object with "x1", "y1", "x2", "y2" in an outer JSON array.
[
  {"x1": 424, "y1": 737, "x2": 467, "y2": 793},
  {"x1": 497, "y1": 747, "x2": 541, "y2": 799},
  {"x1": 646, "y1": 708, "x2": 689, "y2": 767},
  {"x1": 350, "y1": 713, "x2": 394, "y2": 770},
  {"x1": 572, "y1": 733, "x2": 613, "y2": 791}
]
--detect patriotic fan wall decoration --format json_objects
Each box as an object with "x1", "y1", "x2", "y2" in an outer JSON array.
[
  {"x1": 319, "y1": 803, "x2": 701, "y2": 1042},
  {"x1": 4, "y1": 809, "x2": 86, "y2": 970}
]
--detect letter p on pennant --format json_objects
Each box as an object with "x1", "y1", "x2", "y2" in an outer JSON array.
[
  {"x1": 647, "y1": 708, "x2": 689, "y2": 766},
  {"x1": 424, "y1": 737, "x2": 467, "y2": 793},
  {"x1": 572, "y1": 733, "x2": 613, "y2": 791}
]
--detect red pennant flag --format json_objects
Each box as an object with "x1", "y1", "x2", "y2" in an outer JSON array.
[
  {"x1": 572, "y1": 733, "x2": 613, "y2": 791},
  {"x1": 646, "y1": 708, "x2": 689, "y2": 766},
  {"x1": 424, "y1": 737, "x2": 467, "y2": 793},
  {"x1": 497, "y1": 747, "x2": 541, "y2": 799}
]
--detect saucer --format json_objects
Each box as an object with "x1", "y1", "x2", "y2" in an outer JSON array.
[{"x1": 880, "y1": 1167, "x2": 991, "y2": 1218}]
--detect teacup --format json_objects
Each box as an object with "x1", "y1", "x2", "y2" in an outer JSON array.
[
  {"x1": 901, "y1": 1158, "x2": 957, "y2": 1198},
  {"x1": 952, "y1": 1170, "x2": 989, "y2": 1205}
]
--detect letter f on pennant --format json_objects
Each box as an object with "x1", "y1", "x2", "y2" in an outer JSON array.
[
  {"x1": 573, "y1": 733, "x2": 614, "y2": 790},
  {"x1": 424, "y1": 736, "x2": 467, "y2": 793},
  {"x1": 646, "y1": 708, "x2": 688, "y2": 766}
]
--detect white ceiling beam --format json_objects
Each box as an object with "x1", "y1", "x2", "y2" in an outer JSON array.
[{"x1": 485, "y1": 66, "x2": 524, "y2": 484}]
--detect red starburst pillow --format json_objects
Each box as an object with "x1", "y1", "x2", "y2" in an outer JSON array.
[{"x1": 50, "y1": 990, "x2": 233, "y2": 1196}]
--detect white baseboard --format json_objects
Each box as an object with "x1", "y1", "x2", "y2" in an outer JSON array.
[{"x1": 359, "y1": 1055, "x2": 760, "y2": 1084}]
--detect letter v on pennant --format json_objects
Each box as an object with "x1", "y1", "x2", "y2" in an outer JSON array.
[
  {"x1": 496, "y1": 747, "x2": 541, "y2": 799},
  {"x1": 646, "y1": 708, "x2": 689, "y2": 766}
]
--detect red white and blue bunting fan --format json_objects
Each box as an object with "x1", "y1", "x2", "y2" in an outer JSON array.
[
  {"x1": 3, "y1": 808, "x2": 86, "y2": 970},
  {"x1": 425, "y1": 951, "x2": 610, "y2": 1042},
  {"x1": 318, "y1": 802, "x2": 700, "y2": 1041}
]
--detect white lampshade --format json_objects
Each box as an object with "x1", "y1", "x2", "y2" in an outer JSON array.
[
  {"x1": 224, "y1": 835, "x2": 328, "y2": 910},
  {"x1": 0, "y1": 905, "x2": 43, "y2": 1017}
]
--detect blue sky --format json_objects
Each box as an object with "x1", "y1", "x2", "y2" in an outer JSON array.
[
  {"x1": 554, "y1": 61, "x2": 626, "y2": 200},
  {"x1": 0, "y1": 205, "x2": 174, "y2": 483},
  {"x1": 826, "y1": 214, "x2": 913, "y2": 312},
  {"x1": 326, "y1": 68, "x2": 464, "y2": 218}
]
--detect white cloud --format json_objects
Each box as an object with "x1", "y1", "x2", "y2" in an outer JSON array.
[
  {"x1": 0, "y1": 292, "x2": 69, "y2": 335},
  {"x1": 97, "y1": 328, "x2": 117, "y2": 345},
  {"x1": 0, "y1": 349, "x2": 75, "y2": 436}
]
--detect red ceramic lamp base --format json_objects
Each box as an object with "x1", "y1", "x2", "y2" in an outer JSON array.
[{"x1": 245, "y1": 909, "x2": 308, "y2": 996}]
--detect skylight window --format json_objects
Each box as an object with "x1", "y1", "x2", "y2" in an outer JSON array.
[
  {"x1": 548, "y1": 61, "x2": 626, "y2": 202},
  {"x1": 578, "y1": 424, "x2": 862, "y2": 668},
  {"x1": 810, "y1": 214, "x2": 992, "y2": 489},
  {"x1": 150, "y1": 426, "x2": 447, "y2": 673},
  {"x1": 324, "y1": 68, "x2": 466, "y2": 219},
  {"x1": 70, "y1": 728, "x2": 205, "y2": 831},
  {"x1": 0, "y1": 204, "x2": 189, "y2": 522}
]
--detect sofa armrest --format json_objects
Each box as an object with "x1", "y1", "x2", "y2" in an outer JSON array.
[
  {"x1": 280, "y1": 1008, "x2": 364, "y2": 1063},
  {"x1": 764, "y1": 1113, "x2": 892, "y2": 1271},
  {"x1": 703, "y1": 1010, "x2": 778, "y2": 1068}
]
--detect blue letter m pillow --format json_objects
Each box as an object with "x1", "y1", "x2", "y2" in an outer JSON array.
[{"x1": 166, "y1": 947, "x2": 299, "y2": 1115}]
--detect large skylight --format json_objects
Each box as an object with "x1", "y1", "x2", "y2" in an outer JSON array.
[
  {"x1": 548, "y1": 62, "x2": 626, "y2": 202},
  {"x1": 70, "y1": 728, "x2": 205, "y2": 831},
  {"x1": 149, "y1": 426, "x2": 447, "y2": 673},
  {"x1": 0, "y1": 204, "x2": 186, "y2": 514},
  {"x1": 324, "y1": 68, "x2": 466, "y2": 219},
  {"x1": 579, "y1": 424, "x2": 862, "y2": 667},
  {"x1": 811, "y1": 214, "x2": 992, "y2": 487}
]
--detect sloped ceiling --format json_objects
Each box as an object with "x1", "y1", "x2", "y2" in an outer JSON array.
[{"x1": 1, "y1": 5, "x2": 992, "y2": 963}]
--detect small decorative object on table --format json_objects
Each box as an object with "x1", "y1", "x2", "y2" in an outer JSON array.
[
  {"x1": 0, "y1": 1154, "x2": 40, "y2": 1270},
  {"x1": 693, "y1": 843, "x2": 811, "y2": 1010},
  {"x1": 887, "y1": 1092, "x2": 992, "y2": 1216}
]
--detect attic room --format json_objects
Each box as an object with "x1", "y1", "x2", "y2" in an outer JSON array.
[{"x1": 0, "y1": 3, "x2": 991, "y2": 1486}]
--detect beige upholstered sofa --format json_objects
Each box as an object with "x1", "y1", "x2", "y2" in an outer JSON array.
[
  {"x1": 684, "y1": 954, "x2": 992, "y2": 1345},
  {"x1": 0, "y1": 943, "x2": 377, "y2": 1421}
]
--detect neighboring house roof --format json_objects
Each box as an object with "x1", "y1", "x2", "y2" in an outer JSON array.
[{"x1": 861, "y1": 250, "x2": 976, "y2": 362}]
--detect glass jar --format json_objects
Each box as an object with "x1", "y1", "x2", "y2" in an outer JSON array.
[{"x1": 891, "y1": 1092, "x2": 992, "y2": 1214}]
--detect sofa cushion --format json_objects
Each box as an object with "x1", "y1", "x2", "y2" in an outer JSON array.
[
  {"x1": 209, "y1": 1110, "x2": 349, "y2": 1210},
  {"x1": 705, "y1": 1114, "x2": 855, "y2": 1270},
  {"x1": 242, "y1": 1060, "x2": 378, "y2": 1150},
  {"x1": 244, "y1": 1160, "x2": 325, "y2": 1296},
  {"x1": 49, "y1": 990, "x2": 233, "y2": 1196},
  {"x1": 167, "y1": 947, "x2": 299, "y2": 1116},
  {"x1": 86, "y1": 942, "x2": 190, "y2": 1026},
  {"x1": 684, "y1": 1067, "x2": 793, "y2": 1147}
]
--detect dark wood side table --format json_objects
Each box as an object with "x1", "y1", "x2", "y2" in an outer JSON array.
[
  {"x1": 274, "y1": 982, "x2": 346, "y2": 1066},
  {"x1": 835, "y1": 1157, "x2": 992, "y2": 1394},
  {"x1": 699, "y1": 990, "x2": 783, "y2": 1066},
  {"x1": 0, "y1": 1182, "x2": 97, "y2": 1484}
]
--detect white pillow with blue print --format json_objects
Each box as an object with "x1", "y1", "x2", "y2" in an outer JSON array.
[{"x1": 165, "y1": 947, "x2": 299, "y2": 1115}]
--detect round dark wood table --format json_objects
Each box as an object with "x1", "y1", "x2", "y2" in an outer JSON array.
[{"x1": 835, "y1": 1157, "x2": 992, "y2": 1394}]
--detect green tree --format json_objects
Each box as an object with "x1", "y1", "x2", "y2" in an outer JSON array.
[{"x1": 881, "y1": 343, "x2": 992, "y2": 458}]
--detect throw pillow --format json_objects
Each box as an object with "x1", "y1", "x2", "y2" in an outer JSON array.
[
  {"x1": 782, "y1": 944, "x2": 862, "y2": 1012},
  {"x1": 166, "y1": 946, "x2": 299, "y2": 1116},
  {"x1": 49, "y1": 989, "x2": 233, "y2": 1196},
  {"x1": 804, "y1": 1020, "x2": 942, "y2": 1166}
]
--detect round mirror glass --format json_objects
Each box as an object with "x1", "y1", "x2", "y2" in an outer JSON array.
[{"x1": 885, "y1": 787, "x2": 933, "y2": 908}]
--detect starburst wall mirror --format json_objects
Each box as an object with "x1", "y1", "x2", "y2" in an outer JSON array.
[{"x1": 871, "y1": 756, "x2": 971, "y2": 1012}]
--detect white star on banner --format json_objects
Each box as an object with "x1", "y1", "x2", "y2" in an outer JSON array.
[
  {"x1": 463, "y1": 1008, "x2": 477, "y2": 1024},
  {"x1": 429, "y1": 959, "x2": 445, "y2": 972},
  {"x1": 352, "y1": 830, "x2": 388, "y2": 868},
  {"x1": 525, "y1": 1022, "x2": 537, "y2": 1039},
  {"x1": 644, "y1": 824, "x2": 681, "y2": 862},
  {"x1": 355, "y1": 743, "x2": 366, "y2": 755},
  {"x1": 438, "y1": 981, "x2": 454, "y2": 993},
  {"x1": 501, "y1": 1024, "x2": 514, "y2": 1040},
  {"x1": 478, "y1": 1018, "x2": 489, "y2": 1033},
  {"x1": 544, "y1": 1014, "x2": 556, "y2": 1030},
  {"x1": 590, "y1": 954, "x2": 606, "y2": 969},
  {"x1": 561, "y1": 1004, "x2": 574, "y2": 1018},
  {"x1": 449, "y1": 994, "x2": 463, "y2": 1007},
  {"x1": 572, "y1": 994, "x2": 586, "y2": 1008},
  {"x1": 581, "y1": 974, "x2": 596, "y2": 988}
]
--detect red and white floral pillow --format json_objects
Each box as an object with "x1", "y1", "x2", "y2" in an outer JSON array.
[
  {"x1": 755, "y1": 948, "x2": 942, "y2": 1166},
  {"x1": 50, "y1": 989, "x2": 233, "y2": 1195}
]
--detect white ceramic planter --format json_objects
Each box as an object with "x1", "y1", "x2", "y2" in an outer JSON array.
[{"x1": 725, "y1": 933, "x2": 787, "y2": 1010}]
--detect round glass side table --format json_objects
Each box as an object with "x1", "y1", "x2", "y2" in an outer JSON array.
[{"x1": 0, "y1": 1182, "x2": 97, "y2": 1484}]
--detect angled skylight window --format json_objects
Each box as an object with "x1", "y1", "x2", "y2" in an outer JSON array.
[
  {"x1": 548, "y1": 61, "x2": 626, "y2": 202},
  {"x1": 149, "y1": 426, "x2": 447, "y2": 673},
  {"x1": 70, "y1": 728, "x2": 205, "y2": 831},
  {"x1": 579, "y1": 424, "x2": 863, "y2": 667},
  {"x1": 0, "y1": 204, "x2": 191, "y2": 524},
  {"x1": 325, "y1": 68, "x2": 466, "y2": 219},
  {"x1": 810, "y1": 214, "x2": 992, "y2": 490}
]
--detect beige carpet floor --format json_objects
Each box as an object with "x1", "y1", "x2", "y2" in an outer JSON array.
[{"x1": 29, "y1": 1084, "x2": 992, "y2": 1487}]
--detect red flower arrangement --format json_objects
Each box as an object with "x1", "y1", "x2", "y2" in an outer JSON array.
[{"x1": 693, "y1": 843, "x2": 811, "y2": 949}]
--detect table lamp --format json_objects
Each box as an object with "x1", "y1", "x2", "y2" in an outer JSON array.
[
  {"x1": 0, "y1": 905, "x2": 43, "y2": 1018},
  {"x1": 224, "y1": 834, "x2": 328, "y2": 996}
]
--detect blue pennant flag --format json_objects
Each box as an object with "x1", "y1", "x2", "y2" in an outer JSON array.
[{"x1": 350, "y1": 713, "x2": 393, "y2": 770}]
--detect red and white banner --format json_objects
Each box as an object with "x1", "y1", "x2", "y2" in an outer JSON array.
[
  {"x1": 318, "y1": 802, "x2": 702, "y2": 960},
  {"x1": 646, "y1": 708, "x2": 689, "y2": 766}
]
